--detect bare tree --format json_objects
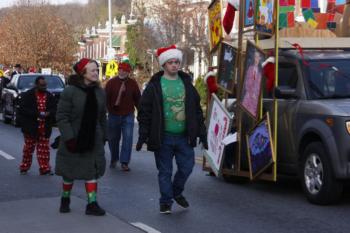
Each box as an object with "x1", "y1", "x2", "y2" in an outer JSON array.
[
  {"x1": 143, "y1": 0, "x2": 210, "y2": 71},
  {"x1": 0, "y1": 3, "x2": 76, "y2": 73}
]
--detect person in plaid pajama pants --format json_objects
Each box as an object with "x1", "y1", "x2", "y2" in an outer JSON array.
[{"x1": 18, "y1": 76, "x2": 56, "y2": 175}]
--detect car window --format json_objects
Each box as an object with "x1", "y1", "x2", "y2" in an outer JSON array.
[
  {"x1": 278, "y1": 63, "x2": 298, "y2": 88},
  {"x1": 18, "y1": 75, "x2": 64, "y2": 91},
  {"x1": 306, "y1": 60, "x2": 350, "y2": 99},
  {"x1": 263, "y1": 62, "x2": 298, "y2": 98}
]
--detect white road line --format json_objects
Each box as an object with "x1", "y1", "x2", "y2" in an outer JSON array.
[
  {"x1": 131, "y1": 222, "x2": 161, "y2": 233},
  {"x1": 0, "y1": 150, "x2": 15, "y2": 160}
]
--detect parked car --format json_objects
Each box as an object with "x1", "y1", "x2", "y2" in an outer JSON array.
[{"x1": 1, "y1": 73, "x2": 64, "y2": 126}]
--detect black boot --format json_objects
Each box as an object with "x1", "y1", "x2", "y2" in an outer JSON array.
[
  {"x1": 59, "y1": 197, "x2": 70, "y2": 213},
  {"x1": 85, "y1": 202, "x2": 106, "y2": 216}
]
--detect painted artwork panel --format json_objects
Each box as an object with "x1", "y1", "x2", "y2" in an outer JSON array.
[
  {"x1": 240, "y1": 41, "x2": 266, "y2": 119},
  {"x1": 247, "y1": 114, "x2": 274, "y2": 179},
  {"x1": 244, "y1": 0, "x2": 256, "y2": 27},
  {"x1": 205, "y1": 94, "x2": 233, "y2": 175},
  {"x1": 208, "y1": 0, "x2": 223, "y2": 51},
  {"x1": 256, "y1": 0, "x2": 275, "y2": 33},
  {"x1": 217, "y1": 43, "x2": 237, "y2": 93}
]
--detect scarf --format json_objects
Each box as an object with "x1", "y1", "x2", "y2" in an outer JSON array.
[
  {"x1": 76, "y1": 85, "x2": 98, "y2": 153},
  {"x1": 114, "y1": 78, "x2": 127, "y2": 106}
]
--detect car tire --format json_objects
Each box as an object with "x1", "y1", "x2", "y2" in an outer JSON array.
[{"x1": 300, "y1": 141, "x2": 343, "y2": 205}]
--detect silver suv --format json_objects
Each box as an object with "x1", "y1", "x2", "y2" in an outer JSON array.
[{"x1": 262, "y1": 50, "x2": 350, "y2": 204}]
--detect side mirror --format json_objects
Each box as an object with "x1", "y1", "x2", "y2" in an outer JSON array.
[{"x1": 274, "y1": 86, "x2": 298, "y2": 99}]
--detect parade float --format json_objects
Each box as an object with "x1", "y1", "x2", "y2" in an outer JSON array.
[{"x1": 203, "y1": 0, "x2": 350, "y2": 204}]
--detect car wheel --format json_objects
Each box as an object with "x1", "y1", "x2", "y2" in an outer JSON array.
[{"x1": 300, "y1": 141, "x2": 343, "y2": 205}]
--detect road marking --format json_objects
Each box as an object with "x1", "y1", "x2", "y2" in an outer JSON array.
[
  {"x1": 0, "y1": 150, "x2": 15, "y2": 160},
  {"x1": 131, "y1": 222, "x2": 161, "y2": 233}
]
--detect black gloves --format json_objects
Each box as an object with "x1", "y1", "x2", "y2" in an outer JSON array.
[
  {"x1": 65, "y1": 138, "x2": 77, "y2": 153},
  {"x1": 200, "y1": 136, "x2": 208, "y2": 150},
  {"x1": 50, "y1": 136, "x2": 60, "y2": 149},
  {"x1": 136, "y1": 139, "x2": 145, "y2": 151}
]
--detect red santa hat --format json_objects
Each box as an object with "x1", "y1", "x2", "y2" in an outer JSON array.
[
  {"x1": 74, "y1": 58, "x2": 90, "y2": 74},
  {"x1": 222, "y1": 0, "x2": 239, "y2": 35},
  {"x1": 204, "y1": 69, "x2": 218, "y2": 94},
  {"x1": 262, "y1": 57, "x2": 275, "y2": 93},
  {"x1": 118, "y1": 62, "x2": 132, "y2": 73},
  {"x1": 156, "y1": 45, "x2": 183, "y2": 66}
]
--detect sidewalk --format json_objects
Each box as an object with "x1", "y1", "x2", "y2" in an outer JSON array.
[{"x1": 0, "y1": 196, "x2": 144, "y2": 233}]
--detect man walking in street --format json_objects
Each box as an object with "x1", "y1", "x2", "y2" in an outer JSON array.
[
  {"x1": 105, "y1": 62, "x2": 141, "y2": 171},
  {"x1": 136, "y1": 45, "x2": 208, "y2": 214},
  {"x1": 18, "y1": 76, "x2": 56, "y2": 175}
]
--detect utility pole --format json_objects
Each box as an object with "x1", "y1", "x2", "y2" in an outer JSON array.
[{"x1": 108, "y1": 0, "x2": 112, "y2": 49}]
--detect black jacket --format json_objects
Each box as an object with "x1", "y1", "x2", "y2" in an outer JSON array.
[
  {"x1": 18, "y1": 88, "x2": 56, "y2": 138},
  {"x1": 137, "y1": 71, "x2": 206, "y2": 152}
]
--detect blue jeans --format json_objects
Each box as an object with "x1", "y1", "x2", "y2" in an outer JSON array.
[
  {"x1": 154, "y1": 134, "x2": 195, "y2": 205},
  {"x1": 108, "y1": 113, "x2": 134, "y2": 164}
]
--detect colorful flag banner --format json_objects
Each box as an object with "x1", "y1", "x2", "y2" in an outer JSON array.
[
  {"x1": 279, "y1": 0, "x2": 288, "y2": 6},
  {"x1": 280, "y1": 6, "x2": 295, "y2": 13},
  {"x1": 301, "y1": 0, "x2": 311, "y2": 8},
  {"x1": 311, "y1": 0, "x2": 318, "y2": 8},
  {"x1": 287, "y1": 11, "x2": 295, "y2": 27},
  {"x1": 279, "y1": 13, "x2": 288, "y2": 28},
  {"x1": 307, "y1": 18, "x2": 318, "y2": 28},
  {"x1": 303, "y1": 8, "x2": 315, "y2": 21},
  {"x1": 314, "y1": 13, "x2": 329, "y2": 29}
]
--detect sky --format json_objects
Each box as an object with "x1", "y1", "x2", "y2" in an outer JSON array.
[{"x1": 0, "y1": 0, "x2": 88, "y2": 9}]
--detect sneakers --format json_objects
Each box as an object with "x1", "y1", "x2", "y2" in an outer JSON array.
[
  {"x1": 85, "y1": 202, "x2": 106, "y2": 216},
  {"x1": 159, "y1": 204, "x2": 171, "y2": 214},
  {"x1": 59, "y1": 197, "x2": 70, "y2": 213},
  {"x1": 174, "y1": 195, "x2": 189, "y2": 209},
  {"x1": 121, "y1": 163, "x2": 130, "y2": 172}
]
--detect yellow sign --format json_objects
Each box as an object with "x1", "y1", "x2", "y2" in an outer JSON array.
[
  {"x1": 0, "y1": 69, "x2": 3, "y2": 77},
  {"x1": 106, "y1": 60, "x2": 118, "y2": 77},
  {"x1": 208, "y1": 0, "x2": 222, "y2": 51}
]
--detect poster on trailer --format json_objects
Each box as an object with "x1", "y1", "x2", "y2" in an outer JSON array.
[{"x1": 204, "y1": 94, "x2": 233, "y2": 176}]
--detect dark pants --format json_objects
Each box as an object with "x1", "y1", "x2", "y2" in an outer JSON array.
[
  {"x1": 154, "y1": 134, "x2": 195, "y2": 205},
  {"x1": 108, "y1": 113, "x2": 134, "y2": 164}
]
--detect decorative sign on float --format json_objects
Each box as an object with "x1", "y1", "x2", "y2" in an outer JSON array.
[
  {"x1": 240, "y1": 40, "x2": 266, "y2": 119},
  {"x1": 208, "y1": 0, "x2": 223, "y2": 51},
  {"x1": 217, "y1": 42, "x2": 237, "y2": 93},
  {"x1": 204, "y1": 94, "x2": 233, "y2": 176},
  {"x1": 246, "y1": 112, "x2": 275, "y2": 180}
]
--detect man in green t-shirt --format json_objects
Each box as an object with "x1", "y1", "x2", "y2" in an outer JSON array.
[{"x1": 137, "y1": 45, "x2": 208, "y2": 214}]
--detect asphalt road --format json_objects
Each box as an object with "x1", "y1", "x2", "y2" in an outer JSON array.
[{"x1": 1, "y1": 119, "x2": 350, "y2": 233}]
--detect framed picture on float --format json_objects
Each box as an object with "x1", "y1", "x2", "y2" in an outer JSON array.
[
  {"x1": 204, "y1": 93, "x2": 234, "y2": 176},
  {"x1": 246, "y1": 112, "x2": 275, "y2": 180},
  {"x1": 208, "y1": 0, "x2": 223, "y2": 52},
  {"x1": 244, "y1": 0, "x2": 256, "y2": 27},
  {"x1": 239, "y1": 40, "x2": 266, "y2": 119},
  {"x1": 217, "y1": 42, "x2": 237, "y2": 94}
]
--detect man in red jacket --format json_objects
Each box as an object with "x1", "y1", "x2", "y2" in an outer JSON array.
[{"x1": 105, "y1": 62, "x2": 141, "y2": 171}]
